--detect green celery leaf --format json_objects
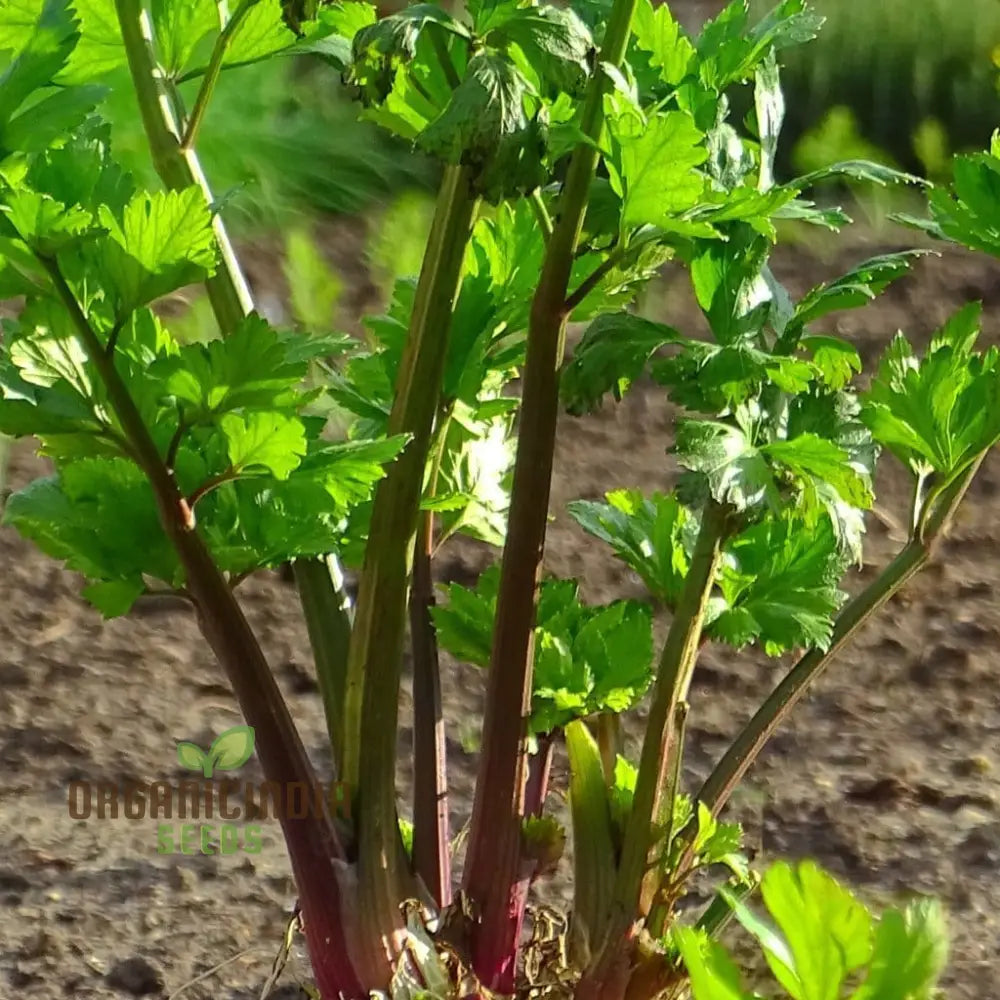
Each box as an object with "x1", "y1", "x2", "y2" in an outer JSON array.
[
  {"x1": 4, "y1": 82, "x2": 105, "y2": 153},
  {"x1": 418, "y1": 51, "x2": 546, "y2": 203},
  {"x1": 61, "y1": 0, "x2": 127, "y2": 83},
  {"x1": 0, "y1": 0, "x2": 77, "y2": 126},
  {"x1": 753, "y1": 51, "x2": 783, "y2": 191},
  {"x1": 430, "y1": 566, "x2": 498, "y2": 667},
  {"x1": 785, "y1": 390, "x2": 877, "y2": 562},
  {"x1": 3, "y1": 458, "x2": 179, "y2": 609},
  {"x1": 862, "y1": 303, "x2": 1000, "y2": 481},
  {"x1": 0, "y1": 0, "x2": 44, "y2": 54},
  {"x1": 432, "y1": 566, "x2": 654, "y2": 732},
  {"x1": 220, "y1": 410, "x2": 307, "y2": 479},
  {"x1": 854, "y1": 899, "x2": 948, "y2": 1000},
  {"x1": 696, "y1": 0, "x2": 823, "y2": 91},
  {"x1": 1, "y1": 188, "x2": 93, "y2": 253},
  {"x1": 291, "y1": 2, "x2": 377, "y2": 68},
  {"x1": 561, "y1": 311, "x2": 682, "y2": 414},
  {"x1": 675, "y1": 419, "x2": 778, "y2": 512},
  {"x1": 82, "y1": 578, "x2": 147, "y2": 617},
  {"x1": 687, "y1": 227, "x2": 772, "y2": 344},
  {"x1": 349, "y1": 3, "x2": 470, "y2": 104},
  {"x1": 222, "y1": 0, "x2": 298, "y2": 67},
  {"x1": 653, "y1": 339, "x2": 814, "y2": 413},
  {"x1": 484, "y1": 4, "x2": 593, "y2": 97},
  {"x1": 673, "y1": 926, "x2": 752, "y2": 1000},
  {"x1": 433, "y1": 397, "x2": 515, "y2": 547},
  {"x1": 567, "y1": 489, "x2": 696, "y2": 605},
  {"x1": 782, "y1": 251, "x2": 931, "y2": 346},
  {"x1": 297, "y1": 434, "x2": 407, "y2": 509},
  {"x1": 25, "y1": 119, "x2": 134, "y2": 217},
  {"x1": 796, "y1": 159, "x2": 924, "y2": 191},
  {"x1": 798, "y1": 335, "x2": 860, "y2": 391},
  {"x1": 612, "y1": 109, "x2": 707, "y2": 229},
  {"x1": 763, "y1": 432, "x2": 872, "y2": 509},
  {"x1": 757, "y1": 860, "x2": 873, "y2": 1000},
  {"x1": 10, "y1": 297, "x2": 95, "y2": 396},
  {"x1": 154, "y1": 314, "x2": 309, "y2": 419},
  {"x1": 98, "y1": 187, "x2": 218, "y2": 315},
  {"x1": 631, "y1": 0, "x2": 695, "y2": 87},
  {"x1": 0, "y1": 347, "x2": 106, "y2": 444},
  {"x1": 688, "y1": 801, "x2": 749, "y2": 884},
  {"x1": 196, "y1": 476, "x2": 340, "y2": 573},
  {"x1": 708, "y1": 512, "x2": 848, "y2": 656}
]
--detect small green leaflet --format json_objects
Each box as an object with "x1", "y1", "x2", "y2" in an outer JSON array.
[
  {"x1": 696, "y1": 0, "x2": 823, "y2": 91},
  {"x1": 349, "y1": 4, "x2": 469, "y2": 103},
  {"x1": 681, "y1": 800, "x2": 749, "y2": 885},
  {"x1": 686, "y1": 228, "x2": 772, "y2": 345},
  {"x1": 221, "y1": 410, "x2": 307, "y2": 479},
  {"x1": 2, "y1": 458, "x2": 180, "y2": 615},
  {"x1": 762, "y1": 432, "x2": 871, "y2": 509},
  {"x1": 798, "y1": 336, "x2": 860, "y2": 391},
  {"x1": 755, "y1": 860, "x2": 873, "y2": 1000},
  {"x1": 780, "y1": 250, "x2": 931, "y2": 347},
  {"x1": 0, "y1": 0, "x2": 78, "y2": 126},
  {"x1": 862, "y1": 303, "x2": 1000, "y2": 482},
  {"x1": 297, "y1": 435, "x2": 408, "y2": 509},
  {"x1": 431, "y1": 566, "x2": 654, "y2": 733},
  {"x1": 853, "y1": 898, "x2": 948, "y2": 1000},
  {"x1": 60, "y1": 0, "x2": 128, "y2": 84},
  {"x1": 897, "y1": 145, "x2": 1000, "y2": 258},
  {"x1": 98, "y1": 188, "x2": 218, "y2": 316},
  {"x1": 707, "y1": 861, "x2": 949, "y2": 1000},
  {"x1": 653, "y1": 339, "x2": 814, "y2": 414},
  {"x1": 431, "y1": 398, "x2": 514, "y2": 547},
  {"x1": 561, "y1": 311, "x2": 682, "y2": 414},
  {"x1": 631, "y1": 0, "x2": 695, "y2": 87},
  {"x1": 674, "y1": 926, "x2": 751, "y2": 1000},
  {"x1": 784, "y1": 390, "x2": 877, "y2": 563},
  {"x1": 221, "y1": 0, "x2": 298, "y2": 68},
  {"x1": 150, "y1": 0, "x2": 218, "y2": 78},
  {"x1": 567, "y1": 489, "x2": 695, "y2": 606},
  {"x1": 707, "y1": 512, "x2": 848, "y2": 656},
  {"x1": 154, "y1": 314, "x2": 310, "y2": 420}
]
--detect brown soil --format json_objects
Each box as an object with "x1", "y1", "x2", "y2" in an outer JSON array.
[{"x1": 3, "y1": 227, "x2": 1000, "y2": 998}]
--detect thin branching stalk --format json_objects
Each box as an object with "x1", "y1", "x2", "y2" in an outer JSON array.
[
  {"x1": 594, "y1": 712, "x2": 622, "y2": 784},
  {"x1": 410, "y1": 511, "x2": 451, "y2": 909},
  {"x1": 345, "y1": 164, "x2": 478, "y2": 976},
  {"x1": 410, "y1": 412, "x2": 453, "y2": 909},
  {"x1": 294, "y1": 555, "x2": 352, "y2": 765},
  {"x1": 182, "y1": 0, "x2": 260, "y2": 150},
  {"x1": 114, "y1": 0, "x2": 253, "y2": 328},
  {"x1": 461, "y1": 0, "x2": 640, "y2": 986},
  {"x1": 37, "y1": 252, "x2": 365, "y2": 999},
  {"x1": 695, "y1": 460, "x2": 983, "y2": 823},
  {"x1": 115, "y1": 0, "x2": 355, "y2": 779},
  {"x1": 578, "y1": 501, "x2": 729, "y2": 1000}
]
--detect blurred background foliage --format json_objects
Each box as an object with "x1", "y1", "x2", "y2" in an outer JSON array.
[{"x1": 763, "y1": 0, "x2": 1000, "y2": 180}]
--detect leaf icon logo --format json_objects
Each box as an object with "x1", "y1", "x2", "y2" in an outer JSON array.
[{"x1": 176, "y1": 725, "x2": 255, "y2": 778}]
